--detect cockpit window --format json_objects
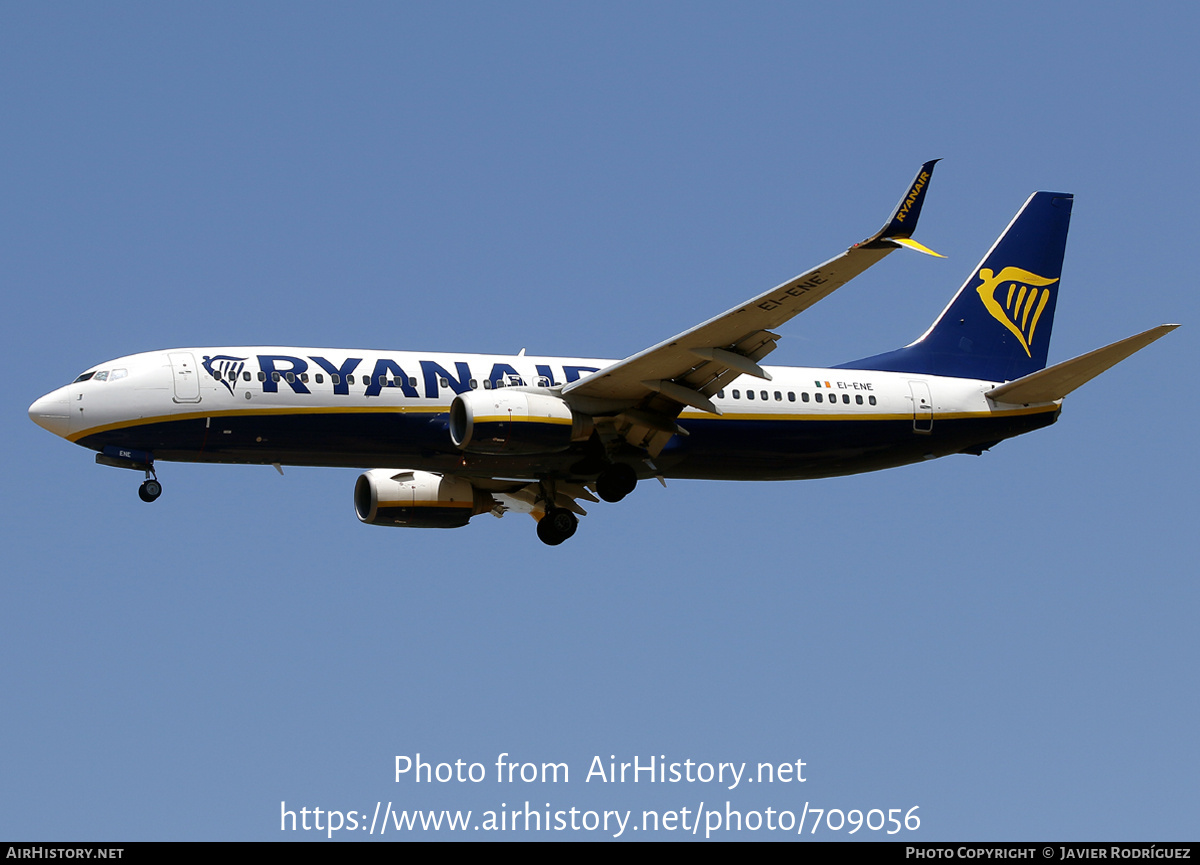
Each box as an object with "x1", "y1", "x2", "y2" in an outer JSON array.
[
  {"x1": 110, "y1": 368, "x2": 128, "y2": 381},
  {"x1": 93, "y1": 371, "x2": 109, "y2": 382},
  {"x1": 73, "y1": 371, "x2": 96, "y2": 383}
]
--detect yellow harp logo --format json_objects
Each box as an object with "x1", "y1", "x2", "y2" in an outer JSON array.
[{"x1": 975, "y1": 267, "x2": 1059, "y2": 357}]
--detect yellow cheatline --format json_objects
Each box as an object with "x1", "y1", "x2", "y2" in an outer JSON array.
[
  {"x1": 68, "y1": 400, "x2": 1061, "y2": 443},
  {"x1": 676, "y1": 404, "x2": 1058, "y2": 422},
  {"x1": 66, "y1": 403, "x2": 454, "y2": 441},
  {"x1": 473, "y1": 415, "x2": 573, "y2": 425}
]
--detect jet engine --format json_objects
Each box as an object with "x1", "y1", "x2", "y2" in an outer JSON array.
[
  {"x1": 354, "y1": 469, "x2": 495, "y2": 528},
  {"x1": 449, "y1": 390, "x2": 593, "y2": 454}
]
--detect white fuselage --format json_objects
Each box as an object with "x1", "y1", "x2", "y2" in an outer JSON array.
[{"x1": 29, "y1": 346, "x2": 1058, "y2": 482}]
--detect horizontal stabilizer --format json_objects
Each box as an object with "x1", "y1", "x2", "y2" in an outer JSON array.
[{"x1": 986, "y1": 324, "x2": 1179, "y2": 405}]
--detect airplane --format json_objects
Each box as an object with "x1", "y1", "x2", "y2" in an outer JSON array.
[{"x1": 28, "y1": 161, "x2": 1177, "y2": 545}]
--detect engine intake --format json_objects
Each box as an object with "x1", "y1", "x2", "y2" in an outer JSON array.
[
  {"x1": 354, "y1": 469, "x2": 494, "y2": 528},
  {"x1": 449, "y1": 390, "x2": 593, "y2": 454}
]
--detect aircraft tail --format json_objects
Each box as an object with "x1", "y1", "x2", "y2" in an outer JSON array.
[{"x1": 836, "y1": 191, "x2": 1074, "y2": 382}]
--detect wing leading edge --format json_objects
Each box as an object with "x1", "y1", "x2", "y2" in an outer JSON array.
[{"x1": 563, "y1": 160, "x2": 944, "y2": 454}]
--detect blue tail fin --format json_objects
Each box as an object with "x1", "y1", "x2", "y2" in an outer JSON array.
[{"x1": 836, "y1": 191, "x2": 1074, "y2": 382}]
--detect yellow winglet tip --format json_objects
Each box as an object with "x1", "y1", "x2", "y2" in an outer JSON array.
[{"x1": 892, "y1": 237, "x2": 946, "y2": 258}]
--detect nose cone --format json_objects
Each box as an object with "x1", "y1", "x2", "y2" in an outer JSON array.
[{"x1": 29, "y1": 390, "x2": 71, "y2": 437}]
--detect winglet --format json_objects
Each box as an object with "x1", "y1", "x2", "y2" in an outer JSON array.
[{"x1": 861, "y1": 159, "x2": 943, "y2": 255}]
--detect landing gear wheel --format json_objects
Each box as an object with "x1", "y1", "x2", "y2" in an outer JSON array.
[
  {"x1": 138, "y1": 479, "x2": 162, "y2": 503},
  {"x1": 596, "y1": 462, "x2": 638, "y2": 503},
  {"x1": 536, "y1": 507, "x2": 578, "y2": 546}
]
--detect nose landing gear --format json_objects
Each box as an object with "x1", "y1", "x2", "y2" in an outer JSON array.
[
  {"x1": 138, "y1": 469, "x2": 162, "y2": 503},
  {"x1": 94, "y1": 447, "x2": 162, "y2": 503}
]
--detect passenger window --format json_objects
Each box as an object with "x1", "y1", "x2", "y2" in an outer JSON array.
[
  {"x1": 732, "y1": 389, "x2": 740, "y2": 399},
  {"x1": 285, "y1": 372, "x2": 295, "y2": 383},
  {"x1": 842, "y1": 394, "x2": 850, "y2": 404},
  {"x1": 410, "y1": 377, "x2": 418, "y2": 388},
  {"x1": 258, "y1": 372, "x2": 266, "y2": 381},
  {"x1": 272, "y1": 372, "x2": 281, "y2": 382},
  {"x1": 440, "y1": 377, "x2": 449, "y2": 388},
  {"x1": 774, "y1": 391, "x2": 782, "y2": 401},
  {"x1": 243, "y1": 371, "x2": 251, "y2": 381},
  {"x1": 869, "y1": 395, "x2": 877, "y2": 405},
  {"x1": 331, "y1": 374, "x2": 340, "y2": 385},
  {"x1": 856, "y1": 395, "x2": 863, "y2": 405},
  {"x1": 760, "y1": 391, "x2": 768, "y2": 400},
  {"x1": 483, "y1": 380, "x2": 492, "y2": 389},
  {"x1": 379, "y1": 375, "x2": 386, "y2": 385},
  {"x1": 212, "y1": 370, "x2": 222, "y2": 380},
  {"x1": 315, "y1": 374, "x2": 324, "y2": 384},
  {"x1": 801, "y1": 392, "x2": 809, "y2": 402},
  {"x1": 470, "y1": 379, "x2": 478, "y2": 389},
  {"x1": 346, "y1": 375, "x2": 355, "y2": 385},
  {"x1": 746, "y1": 390, "x2": 755, "y2": 400},
  {"x1": 717, "y1": 389, "x2": 725, "y2": 399},
  {"x1": 815, "y1": 392, "x2": 823, "y2": 403},
  {"x1": 300, "y1": 373, "x2": 308, "y2": 383},
  {"x1": 787, "y1": 392, "x2": 795, "y2": 402}
]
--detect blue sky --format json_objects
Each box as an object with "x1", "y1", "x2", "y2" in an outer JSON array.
[{"x1": 3, "y1": 2, "x2": 1197, "y2": 840}]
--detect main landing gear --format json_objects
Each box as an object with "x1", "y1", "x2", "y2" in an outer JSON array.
[
  {"x1": 536, "y1": 507, "x2": 578, "y2": 546},
  {"x1": 138, "y1": 470, "x2": 162, "y2": 503},
  {"x1": 533, "y1": 463, "x2": 640, "y2": 545},
  {"x1": 596, "y1": 462, "x2": 638, "y2": 503}
]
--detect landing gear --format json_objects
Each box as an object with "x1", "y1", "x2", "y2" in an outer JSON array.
[
  {"x1": 596, "y1": 462, "x2": 638, "y2": 503},
  {"x1": 536, "y1": 507, "x2": 578, "y2": 546},
  {"x1": 138, "y1": 468, "x2": 162, "y2": 503}
]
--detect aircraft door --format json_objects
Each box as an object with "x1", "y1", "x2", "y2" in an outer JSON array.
[
  {"x1": 169, "y1": 352, "x2": 202, "y2": 403},
  {"x1": 908, "y1": 380, "x2": 933, "y2": 434}
]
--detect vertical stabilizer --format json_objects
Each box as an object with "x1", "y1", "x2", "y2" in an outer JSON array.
[{"x1": 837, "y1": 191, "x2": 1073, "y2": 382}]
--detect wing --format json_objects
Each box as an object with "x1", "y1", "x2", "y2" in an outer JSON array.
[
  {"x1": 562, "y1": 160, "x2": 944, "y2": 454},
  {"x1": 488, "y1": 480, "x2": 598, "y2": 519}
]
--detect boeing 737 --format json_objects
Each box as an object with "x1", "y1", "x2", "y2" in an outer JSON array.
[{"x1": 27, "y1": 162, "x2": 1177, "y2": 544}]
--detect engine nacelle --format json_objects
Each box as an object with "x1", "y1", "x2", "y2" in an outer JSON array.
[
  {"x1": 449, "y1": 389, "x2": 593, "y2": 454},
  {"x1": 354, "y1": 469, "x2": 494, "y2": 528}
]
